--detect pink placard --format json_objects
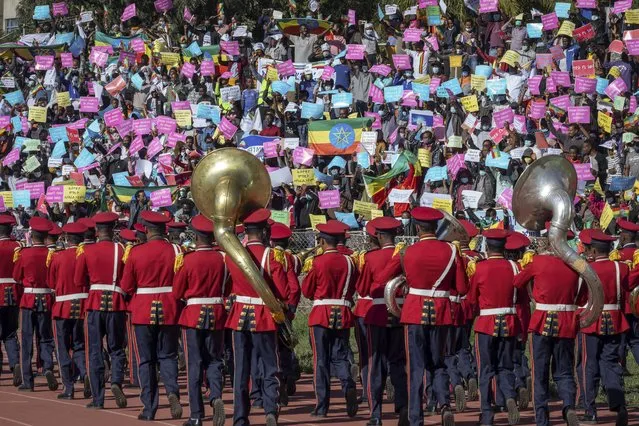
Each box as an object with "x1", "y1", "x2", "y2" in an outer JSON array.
[
  {"x1": 104, "y1": 109, "x2": 123, "y2": 127},
  {"x1": 630, "y1": 96, "x2": 638, "y2": 114},
  {"x1": 575, "y1": 0, "x2": 596, "y2": 7},
  {"x1": 549, "y1": 45, "x2": 565, "y2": 60},
  {"x1": 52, "y1": 2, "x2": 68, "y2": 16},
  {"x1": 573, "y1": 24, "x2": 595, "y2": 42},
  {"x1": 67, "y1": 118, "x2": 88, "y2": 130},
  {"x1": 429, "y1": 77, "x2": 441, "y2": 94},
  {"x1": 497, "y1": 187, "x2": 513, "y2": 210},
  {"x1": 528, "y1": 75, "x2": 542, "y2": 95},
  {"x1": 171, "y1": 101, "x2": 191, "y2": 111},
  {"x1": 0, "y1": 196, "x2": 5, "y2": 212},
  {"x1": 117, "y1": 120, "x2": 132, "y2": 138},
  {"x1": 156, "y1": 116, "x2": 177, "y2": 134},
  {"x1": 605, "y1": 77, "x2": 628, "y2": 100},
  {"x1": 146, "y1": 137, "x2": 163, "y2": 159},
  {"x1": 530, "y1": 101, "x2": 546, "y2": 119},
  {"x1": 348, "y1": 9, "x2": 356, "y2": 26},
  {"x1": 320, "y1": 66, "x2": 334, "y2": 81},
  {"x1": 369, "y1": 84, "x2": 383, "y2": 104},
  {"x1": 167, "y1": 132, "x2": 186, "y2": 148},
  {"x1": 2, "y1": 149, "x2": 19, "y2": 167},
  {"x1": 626, "y1": 39, "x2": 639, "y2": 55},
  {"x1": 392, "y1": 54, "x2": 412, "y2": 70},
  {"x1": 150, "y1": 188, "x2": 173, "y2": 207},
  {"x1": 79, "y1": 97, "x2": 99, "y2": 113},
  {"x1": 133, "y1": 118, "x2": 152, "y2": 135},
  {"x1": 77, "y1": 162, "x2": 100, "y2": 173},
  {"x1": 60, "y1": 52, "x2": 73, "y2": 68},
  {"x1": 479, "y1": 0, "x2": 498, "y2": 13},
  {"x1": 574, "y1": 163, "x2": 594, "y2": 181},
  {"x1": 446, "y1": 154, "x2": 467, "y2": 179},
  {"x1": 318, "y1": 190, "x2": 341, "y2": 209},
  {"x1": 364, "y1": 112, "x2": 382, "y2": 129},
  {"x1": 550, "y1": 95, "x2": 571, "y2": 110},
  {"x1": 541, "y1": 12, "x2": 559, "y2": 30},
  {"x1": 424, "y1": 36, "x2": 439, "y2": 52},
  {"x1": 35, "y1": 55, "x2": 54, "y2": 71},
  {"x1": 90, "y1": 50, "x2": 108, "y2": 67},
  {"x1": 16, "y1": 181, "x2": 45, "y2": 199},
  {"x1": 154, "y1": 0, "x2": 173, "y2": 13},
  {"x1": 550, "y1": 71, "x2": 571, "y2": 87},
  {"x1": 572, "y1": 59, "x2": 595, "y2": 76},
  {"x1": 369, "y1": 64, "x2": 392, "y2": 77},
  {"x1": 403, "y1": 28, "x2": 422, "y2": 42},
  {"x1": 46, "y1": 186, "x2": 64, "y2": 203},
  {"x1": 567, "y1": 106, "x2": 590, "y2": 124},
  {"x1": 219, "y1": 116, "x2": 238, "y2": 140},
  {"x1": 536, "y1": 53, "x2": 553, "y2": 69},
  {"x1": 401, "y1": 91, "x2": 418, "y2": 107},
  {"x1": 262, "y1": 141, "x2": 279, "y2": 158},
  {"x1": 181, "y1": 62, "x2": 195, "y2": 78},
  {"x1": 0, "y1": 116, "x2": 10, "y2": 128},
  {"x1": 121, "y1": 3, "x2": 136, "y2": 21},
  {"x1": 128, "y1": 135, "x2": 145, "y2": 156},
  {"x1": 131, "y1": 38, "x2": 145, "y2": 53},
  {"x1": 220, "y1": 41, "x2": 240, "y2": 56},
  {"x1": 493, "y1": 108, "x2": 514, "y2": 128},
  {"x1": 614, "y1": 0, "x2": 632, "y2": 14},
  {"x1": 292, "y1": 147, "x2": 314, "y2": 166},
  {"x1": 276, "y1": 60, "x2": 295, "y2": 77},
  {"x1": 200, "y1": 60, "x2": 215, "y2": 76},
  {"x1": 574, "y1": 77, "x2": 597, "y2": 94},
  {"x1": 345, "y1": 44, "x2": 365, "y2": 60},
  {"x1": 107, "y1": 142, "x2": 122, "y2": 155}
]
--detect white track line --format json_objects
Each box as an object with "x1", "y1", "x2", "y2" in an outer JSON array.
[{"x1": 0, "y1": 416, "x2": 34, "y2": 426}]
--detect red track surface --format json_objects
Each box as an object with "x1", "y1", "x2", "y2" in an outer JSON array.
[{"x1": 0, "y1": 366, "x2": 632, "y2": 426}]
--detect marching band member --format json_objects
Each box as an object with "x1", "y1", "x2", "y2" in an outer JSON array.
[{"x1": 119, "y1": 228, "x2": 140, "y2": 388}]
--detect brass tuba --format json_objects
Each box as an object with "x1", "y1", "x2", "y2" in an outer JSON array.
[
  {"x1": 191, "y1": 148, "x2": 295, "y2": 347},
  {"x1": 512, "y1": 155, "x2": 603, "y2": 327}
]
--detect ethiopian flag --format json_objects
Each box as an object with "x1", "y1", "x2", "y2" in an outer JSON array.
[
  {"x1": 276, "y1": 18, "x2": 332, "y2": 36},
  {"x1": 111, "y1": 185, "x2": 177, "y2": 203},
  {"x1": 308, "y1": 118, "x2": 369, "y2": 156},
  {"x1": 363, "y1": 151, "x2": 422, "y2": 207}
]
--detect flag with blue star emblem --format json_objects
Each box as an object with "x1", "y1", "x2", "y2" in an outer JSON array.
[{"x1": 308, "y1": 118, "x2": 369, "y2": 155}]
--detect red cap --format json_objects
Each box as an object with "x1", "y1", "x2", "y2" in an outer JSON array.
[
  {"x1": 93, "y1": 212, "x2": 119, "y2": 224},
  {"x1": 49, "y1": 224, "x2": 63, "y2": 236},
  {"x1": 317, "y1": 222, "x2": 347, "y2": 236},
  {"x1": 235, "y1": 224, "x2": 245, "y2": 234},
  {"x1": 242, "y1": 208, "x2": 271, "y2": 226},
  {"x1": 62, "y1": 222, "x2": 88, "y2": 235},
  {"x1": 326, "y1": 219, "x2": 350, "y2": 232},
  {"x1": 191, "y1": 215, "x2": 214, "y2": 233},
  {"x1": 167, "y1": 221, "x2": 188, "y2": 230},
  {"x1": 617, "y1": 219, "x2": 639, "y2": 233},
  {"x1": 270, "y1": 223, "x2": 292, "y2": 240},
  {"x1": 591, "y1": 229, "x2": 616, "y2": 243},
  {"x1": 29, "y1": 217, "x2": 53, "y2": 233},
  {"x1": 365, "y1": 221, "x2": 377, "y2": 238},
  {"x1": 0, "y1": 215, "x2": 16, "y2": 226},
  {"x1": 459, "y1": 219, "x2": 478, "y2": 238},
  {"x1": 482, "y1": 229, "x2": 508, "y2": 240},
  {"x1": 545, "y1": 222, "x2": 575, "y2": 240},
  {"x1": 505, "y1": 231, "x2": 530, "y2": 250},
  {"x1": 119, "y1": 229, "x2": 137, "y2": 242},
  {"x1": 134, "y1": 223, "x2": 147, "y2": 234},
  {"x1": 411, "y1": 207, "x2": 444, "y2": 222},
  {"x1": 77, "y1": 217, "x2": 96, "y2": 229},
  {"x1": 141, "y1": 211, "x2": 171, "y2": 225},
  {"x1": 579, "y1": 229, "x2": 594, "y2": 245},
  {"x1": 267, "y1": 218, "x2": 275, "y2": 226},
  {"x1": 369, "y1": 217, "x2": 401, "y2": 232}
]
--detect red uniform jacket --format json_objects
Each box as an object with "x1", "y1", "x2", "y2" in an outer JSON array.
[
  {"x1": 362, "y1": 246, "x2": 398, "y2": 326},
  {"x1": 225, "y1": 241, "x2": 289, "y2": 332},
  {"x1": 13, "y1": 245, "x2": 52, "y2": 311},
  {"x1": 302, "y1": 249, "x2": 358, "y2": 329},
  {"x1": 513, "y1": 254, "x2": 584, "y2": 339},
  {"x1": 468, "y1": 256, "x2": 522, "y2": 337},
  {"x1": 354, "y1": 248, "x2": 380, "y2": 318},
  {"x1": 48, "y1": 246, "x2": 86, "y2": 319},
  {"x1": 121, "y1": 239, "x2": 182, "y2": 325},
  {"x1": 337, "y1": 244, "x2": 354, "y2": 255},
  {"x1": 580, "y1": 258, "x2": 630, "y2": 335},
  {"x1": 74, "y1": 241, "x2": 127, "y2": 312},
  {"x1": 377, "y1": 236, "x2": 468, "y2": 326},
  {"x1": 0, "y1": 238, "x2": 20, "y2": 307},
  {"x1": 460, "y1": 248, "x2": 482, "y2": 323},
  {"x1": 617, "y1": 245, "x2": 636, "y2": 314},
  {"x1": 274, "y1": 247, "x2": 301, "y2": 308},
  {"x1": 173, "y1": 247, "x2": 229, "y2": 330}
]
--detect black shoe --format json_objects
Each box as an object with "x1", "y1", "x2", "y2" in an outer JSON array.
[
  {"x1": 366, "y1": 419, "x2": 382, "y2": 426},
  {"x1": 398, "y1": 407, "x2": 409, "y2": 426},
  {"x1": 211, "y1": 398, "x2": 225, "y2": 426},
  {"x1": 441, "y1": 406, "x2": 455, "y2": 426},
  {"x1": 86, "y1": 401, "x2": 104, "y2": 409},
  {"x1": 57, "y1": 393, "x2": 73, "y2": 400},
  {"x1": 137, "y1": 414, "x2": 154, "y2": 421},
  {"x1": 454, "y1": 384, "x2": 466, "y2": 413},
  {"x1": 45, "y1": 370, "x2": 58, "y2": 391},
  {"x1": 579, "y1": 413, "x2": 598, "y2": 424},
  {"x1": 616, "y1": 407, "x2": 628, "y2": 426},
  {"x1": 168, "y1": 393, "x2": 182, "y2": 419},
  {"x1": 346, "y1": 387, "x2": 358, "y2": 418},
  {"x1": 310, "y1": 409, "x2": 327, "y2": 418},
  {"x1": 518, "y1": 387, "x2": 529, "y2": 410},
  {"x1": 265, "y1": 413, "x2": 278, "y2": 426},
  {"x1": 17, "y1": 384, "x2": 33, "y2": 392},
  {"x1": 111, "y1": 383, "x2": 127, "y2": 408},
  {"x1": 182, "y1": 419, "x2": 202, "y2": 426},
  {"x1": 12, "y1": 365, "x2": 22, "y2": 387},
  {"x1": 83, "y1": 376, "x2": 91, "y2": 399},
  {"x1": 564, "y1": 408, "x2": 578, "y2": 426},
  {"x1": 279, "y1": 381, "x2": 289, "y2": 406},
  {"x1": 386, "y1": 376, "x2": 395, "y2": 402},
  {"x1": 286, "y1": 379, "x2": 297, "y2": 396},
  {"x1": 467, "y1": 377, "x2": 478, "y2": 401},
  {"x1": 506, "y1": 398, "x2": 520, "y2": 425}
]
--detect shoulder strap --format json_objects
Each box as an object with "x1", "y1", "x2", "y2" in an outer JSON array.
[
  {"x1": 615, "y1": 261, "x2": 621, "y2": 306},
  {"x1": 432, "y1": 243, "x2": 457, "y2": 290},
  {"x1": 112, "y1": 242, "x2": 119, "y2": 289},
  {"x1": 508, "y1": 260, "x2": 519, "y2": 305},
  {"x1": 341, "y1": 254, "x2": 354, "y2": 300}
]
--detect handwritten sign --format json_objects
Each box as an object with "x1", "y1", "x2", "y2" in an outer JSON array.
[{"x1": 318, "y1": 190, "x2": 341, "y2": 209}]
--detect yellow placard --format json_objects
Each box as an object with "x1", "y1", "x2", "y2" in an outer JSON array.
[
  {"x1": 500, "y1": 50, "x2": 521, "y2": 67},
  {"x1": 353, "y1": 200, "x2": 377, "y2": 218},
  {"x1": 174, "y1": 110, "x2": 192, "y2": 127},
  {"x1": 600, "y1": 202, "x2": 614, "y2": 230},
  {"x1": 557, "y1": 21, "x2": 576, "y2": 38},
  {"x1": 270, "y1": 209, "x2": 290, "y2": 226},
  {"x1": 292, "y1": 168, "x2": 316, "y2": 186},
  {"x1": 57, "y1": 91, "x2": 71, "y2": 108},
  {"x1": 418, "y1": 148, "x2": 431, "y2": 168},
  {"x1": 266, "y1": 67, "x2": 279, "y2": 81},
  {"x1": 626, "y1": 9, "x2": 639, "y2": 24},
  {"x1": 28, "y1": 106, "x2": 47, "y2": 123},
  {"x1": 309, "y1": 214, "x2": 326, "y2": 230},
  {"x1": 0, "y1": 191, "x2": 13, "y2": 208},
  {"x1": 449, "y1": 55, "x2": 462, "y2": 68},
  {"x1": 460, "y1": 95, "x2": 479, "y2": 112},
  {"x1": 63, "y1": 185, "x2": 86, "y2": 203},
  {"x1": 597, "y1": 111, "x2": 612, "y2": 133},
  {"x1": 608, "y1": 66, "x2": 621, "y2": 79},
  {"x1": 595, "y1": 178, "x2": 605, "y2": 196},
  {"x1": 160, "y1": 52, "x2": 181, "y2": 67},
  {"x1": 471, "y1": 74, "x2": 486, "y2": 92},
  {"x1": 432, "y1": 197, "x2": 453, "y2": 215},
  {"x1": 370, "y1": 209, "x2": 384, "y2": 219}
]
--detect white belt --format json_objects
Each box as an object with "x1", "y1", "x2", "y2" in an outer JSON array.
[
  {"x1": 357, "y1": 295, "x2": 373, "y2": 301},
  {"x1": 313, "y1": 299, "x2": 352, "y2": 308},
  {"x1": 235, "y1": 296, "x2": 265, "y2": 305},
  {"x1": 603, "y1": 304, "x2": 621, "y2": 311},
  {"x1": 136, "y1": 286, "x2": 173, "y2": 295},
  {"x1": 90, "y1": 284, "x2": 127, "y2": 296},
  {"x1": 408, "y1": 288, "x2": 450, "y2": 298},
  {"x1": 535, "y1": 303, "x2": 576, "y2": 312},
  {"x1": 23, "y1": 288, "x2": 53, "y2": 294},
  {"x1": 0, "y1": 278, "x2": 16, "y2": 284},
  {"x1": 480, "y1": 307, "x2": 516, "y2": 316},
  {"x1": 449, "y1": 295, "x2": 462, "y2": 303},
  {"x1": 55, "y1": 293, "x2": 89, "y2": 302},
  {"x1": 186, "y1": 297, "x2": 224, "y2": 306},
  {"x1": 373, "y1": 297, "x2": 404, "y2": 305}
]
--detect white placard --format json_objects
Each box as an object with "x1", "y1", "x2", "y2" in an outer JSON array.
[
  {"x1": 47, "y1": 158, "x2": 63, "y2": 168},
  {"x1": 388, "y1": 188, "x2": 414, "y2": 206},
  {"x1": 509, "y1": 147, "x2": 527, "y2": 160},
  {"x1": 461, "y1": 190, "x2": 483, "y2": 209},
  {"x1": 464, "y1": 149, "x2": 481, "y2": 163},
  {"x1": 360, "y1": 131, "x2": 377, "y2": 155},
  {"x1": 283, "y1": 138, "x2": 300, "y2": 150},
  {"x1": 220, "y1": 86, "x2": 241, "y2": 102},
  {"x1": 419, "y1": 192, "x2": 452, "y2": 207},
  {"x1": 269, "y1": 167, "x2": 293, "y2": 188},
  {"x1": 61, "y1": 165, "x2": 75, "y2": 175}
]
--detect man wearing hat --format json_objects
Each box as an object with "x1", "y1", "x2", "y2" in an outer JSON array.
[
  {"x1": 302, "y1": 220, "x2": 359, "y2": 419},
  {"x1": 579, "y1": 230, "x2": 629, "y2": 426},
  {"x1": 119, "y1": 228, "x2": 140, "y2": 388},
  {"x1": 376, "y1": 207, "x2": 468, "y2": 426},
  {"x1": 466, "y1": 229, "x2": 521, "y2": 425},
  {"x1": 77, "y1": 217, "x2": 97, "y2": 244},
  {"x1": 0, "y1": 215, "x2": 22, "y2": 386},
  {"x1": 120, "y1": 211, "x2": 183, "y2": 421},
  {"x1": 134, "y1": 223, "x2": 148, "y2": 243},
  {"x1": 173, "y1": 215, "x2": 227, "y2": 426},
  {"x1": 513, "y1": 229, "x2": 582, "y2": 426},
  {"x1": 362, "y1": 217, "x2": 408, "y2": 426},
  {"x1": 224, "y1": 208, "x2": 288, "y2": 426},
  {"x1": 47, "y1": 222, "x2": 90, "y2": 400},
  {"x1": 73, "y1": 212, "x2": 128, "y2": 410},
  {"x1": 13, "y1": 217, "x2": 58, "y2": 392},
  {"x1": 46, "y1": 224, "x2": 64, "y2": 250}
]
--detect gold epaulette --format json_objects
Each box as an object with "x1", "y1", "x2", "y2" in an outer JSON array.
[
  {"x1": 75, "y1": 243, "x2": 85, "y2": 258},
  {"x1": 46, "y1": 248, "x2": 55, "y2": 268},
  {"x1": 469, "y1": 236, "x2": 479, "y2": 251},
  {"x1": 452, "y1": 241, "x2": 462, "y2": 256},
  {"x1": 519, "y1": 250, "x2": 535, "y2": 269},
  {"x1": 302, "y1": 256, "x2": 314, "y2": 274},
  {"x1": 632, "y1": 249, "x2": 639, "y2": 269},
  {"x1": 174, "y1": 252, "x2": 184, "y2": 273},
  {"x1": 466, "y1": 259, "x2": 477, "y2": 278},
  {"x1": 358, "y1": 250, "x2": 367, "y2": 271},
  {"x1": 350, "y1": 250, "x2": 360, "y2": 268},
  {"x1": 609, "y1": 249, "x2": 621, "y2": 262},
  {"x1": 316, "y1": 247, "x2": 324, "y2": 256},
  {"x1": 122, "y1": 243, "x2": 133, "y2": 264},
  {"x1": 12, "y1": 246, "x2": 21, "y2": 263},
  {"x1": 392, "y1": 242, "x2": 406, "y2": 258},
  {"x1": 272, "y1": 247, "x2": 286, "y2": 266}
]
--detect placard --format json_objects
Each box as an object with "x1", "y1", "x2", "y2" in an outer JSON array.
[
  {"x1": 28, "y1": 106, "x2": 47, "y2": 123},
  {"x1": 62, "y1": 185, "x2": 86, "y2": 203},
  {"x1": 150, "y1": 188, "x2": 173, "y2": 207},
  {"x1": 318, "y1": 190, "x2": 341, "y2": 209}
]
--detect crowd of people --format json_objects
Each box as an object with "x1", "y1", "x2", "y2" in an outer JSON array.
[{"x1": 1, "y1": 1, "x2": 639, "y2": 426}]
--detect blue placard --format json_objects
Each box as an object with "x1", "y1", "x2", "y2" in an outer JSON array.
[
  {"x1": 74, "y1": 148, "x2": 95, "y2": 168},
  {"x1": 555, "y1": 2, "x2": 571, "y2": 19},
  {"x1": 11, "y1": 115, "x2": 22, "y2": 133},
  {"x1": 14, "y1": 137, "x2": 26, "y2": 150},
  {"x1": 475, "y1": 65, "x2": 493, "y2": 79},
  {"x1": 412, "y1": 82, "x2": 430, "y2": 101},
  {"x1": 301, "y1": 101, "x2": 324, "y2": 119},
  {"x1": 609, "y1": 176, "x2": 636, "y2": 191},
  {"x1": 51, "y1": 140, "x2": 66, "y2": 159},
  {"x1": 331, "y1": 92, "x2": 353, "y2": 108},
  {"x1": 384, "y1": 85, "x2": 403, "y2": 103},
  {"x1": 88, "y1": 120, "x2": 101, "y2": 133},
  {"x1": 112, "y1": 171, "x2": 131, "y2": 186},
  {"x1": 526, "y1": 23, "x2": 543, "y2": 39},
  {"x1": 4, "y1": 90, "x2": 24, "y2": 106},
  {"x1": 441, "y1": 78, "x2": 462, "y2": 96},
  {"x1": 314, "y1": 168, "x2": 333, "y2": 185},
  {"x1": 357, "y1": 151, "x2": 370, "y2": 169},
  {"x1": 486, "y1": 78, "x2": 507, "y2": 96},
  {"x1": 272, "y1": 81, "x2": 292, "y2": 96},
  {"x1": 55, "y1": 32, "x2": 74, "y2": 45},
  {"x1": 377, "y1": 4, "x2": 384, "y2": 20},
  {"x1": 326, "y1": 156, "x2": 347, "y2": 170},
  {"x1": 12, "y1": 190, "x2": 31, "y2": 208},
  {"x1": 335, "y1": 212, "x2": 360, "y2": 229},
  {"x1": 33, "y1": 5, "x2": 51, "y2": 20},
  {"x1": 424, "y1": 165, "x2": 448, "y2": 182},
  {"x1": 596, "y1": 77, "x2": 609, "y2": 95},
  {"x1": 131, "y1": 73, "x2": 143, "y2": 90},
  {"x1": 187, "y1": 41, "x2": 202, "y2": 57},
  {"x1": 196, "y1": 104, "x2": 220, "y2": 123},
  {"x1": 49, "y1": 126, "x2": 69, "y2": 143},
  {"x1": 410, "y1": 110, "x2": 434, "y2": 127},
  {"x1": 485, "y1": 153, "x2": 511, "y2": 170}
]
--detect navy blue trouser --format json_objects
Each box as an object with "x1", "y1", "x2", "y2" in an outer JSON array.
[
  {"x1": 86, "y1": 311, "x2": 126, "y2": 405},
  {"x1": 310, "y1": 326, "x2": 355, "y2": 415},
  {"x1": 456, "y1": 323, "x2": 475, "y2": 382},
  {"x1": 495, "y1": 338, "x2": 529, "y2": 407},
  {"x1": 249, "y1": 326, "x2": 294, "y2": 405},
  {"x1": 354, "y1": 317, "x2": 369, "y2": 399},
  {"x1": 183, "y1": 328, "x2": 224, "y2": 420},
  {"x1": 445, "y1": 324, "x2": 468, "y2": 387},
  {"x1": 0, "y1": 306, "x2": 20, "y2": 370},
  {"x1": 476, "y1": 333, "x2": 516, "y2": 425},
  {"x1": 54, "y1": 318, "x2": 86, "y2": 395},
  {"x1": 367, "y1": 325, "x2": 407, "y2": 420},
  {"x1": 232, "y1": 330, "x2": 280, "y2": 426},
  {"x1": 530, "y1": 333, "x2": 575, "y2": 426},
  {"x1": 620, "y1": 314, "x2": 639, "y2": 366},
  {"x1": 134, "y1": 324, "x2": 180, "y2": 418},
  {"x1": 406, "y1": 324, "x2": 451, "y2": 426},
  {"x1": 20, "y1": 308, "x2": 54, "y2": 388},
  {"x1": 581, "y1": 333, "x2": 626, "y2": 417}
]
